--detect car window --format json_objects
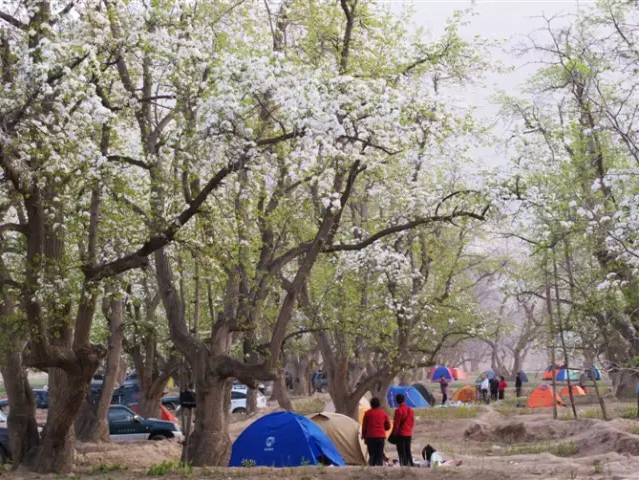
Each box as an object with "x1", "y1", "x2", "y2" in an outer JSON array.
[
  {"x1": 231, "y1": 391, "x2": 246, "y2": 400},
  {"x1": 108, "y1": 407, "x2": 134, "y2": 423}
]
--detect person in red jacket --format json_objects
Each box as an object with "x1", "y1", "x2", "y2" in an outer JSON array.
[
  {"x1": 392, "y1": 393, "x2": 415, "y2": 466},
  {"x1": 498, "y1": 376, "x2": 508, "y2": 400},
  {"x1": 361, "y1": 397, "x2": 391, "y2": 466}
]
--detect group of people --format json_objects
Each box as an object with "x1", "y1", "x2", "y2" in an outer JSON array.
[
  {"x1": 478, "y1": 375, "x2": 509, "y2": 403},
  {"x1": 360, "y1": 394, "x2": 414, "y2": 466}
]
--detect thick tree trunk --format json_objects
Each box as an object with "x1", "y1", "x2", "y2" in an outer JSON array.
[
  {"x1": 138, "y1": 388, "x2": 164, "y2": 419},
  {"x1": 29, "y1": 369, "x2": 89, "y2": 473},
  {"x1": 612, "y1": 370, "x2": 639, "y2": 399},
  {"x1": 184, "y1": 378, "x2": 232, "y2": 466},
  {"x1": 331, "y1": 386, "x2": 360, "y2": 420},
  {"x1": 76, "y1": 297, "x2": 124, "y2": 442},
  {"x1": 0, "y1": 354, "x2": 39, "y2": 467}
]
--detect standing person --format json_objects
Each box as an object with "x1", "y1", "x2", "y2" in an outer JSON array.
[
  {"x1": 498, "y1": 376, "x2": 508, "y2": 400},
  {"x1": 439, "y1": 376, "x2": 449, "y2": 405},
  {"x1": 515, "y1": 373, "x2": 523, "y2": 398},
  {"x1": 489, "y1": 376, "x2": 499, "y2": 401},
  {"x1": 392, "y1": 393, "x2": 415, "y2": 466},
  {"x1": 480, "y1": 375, "x2": 490, "y2": 404},
  {"x1": 361, "y1": 397, "x2": 391, "y2": 466}
]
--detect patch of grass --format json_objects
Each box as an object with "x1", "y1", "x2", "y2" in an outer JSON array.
[
  {"x1": 505, "y1": 441, "x2": 578, "y2": 457},
  {"x1": 146, "y1": 460, "x2": 191, "y2": 477},
  {"x1": 89, "y1": 463, "x2": 127, "y2": 474},
  {"x1": 493, "y1": 403, "x2": 531, "y2": 417},
  {"x1": 624, "y1": 421, "x2": 638, "y2": 434},
  {"x1": 292, "y1": 397, "x2": 325, "y2": 415},
  {"x1": 618, "y1": 404, "x2": 639, "y2": 419},
  {"x1": 415, "y1": 405, "x2": 480, "y2": 419},
  {"x1": 579, "y1": 403, "x2": 638, "y2": 420}
]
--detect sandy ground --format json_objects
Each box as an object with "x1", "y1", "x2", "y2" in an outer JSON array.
[{"x1": 1, "y1": 396, "x2": 638, "y2": 479}]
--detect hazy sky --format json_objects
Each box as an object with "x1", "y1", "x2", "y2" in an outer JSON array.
[{"x1": 387, "y1": 1, "x2": 595, "y2": 169}]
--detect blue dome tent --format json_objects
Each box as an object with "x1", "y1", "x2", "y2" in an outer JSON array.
[
  {"x1": 229, "y1": 412, "x2": 345, "y2": 467},
  {"x1": 555, "y1": 368, "x2": 581, "y2": 382},
  {"x1": 430, "y1": 365, "x2": 453, "y2": 381},
  {"x1": 386, "y1": 386, "x2": 430, "y2": 408}
]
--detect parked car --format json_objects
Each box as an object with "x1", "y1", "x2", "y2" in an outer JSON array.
[
  {"x1": 230, "y1": 384, "x2": 267, "y2": 414},
  {"x1": 161, "y1": 395, "x2": 180, "y2": 411},
  {"x1": 0, "y1": 389, "x2": 48, "y2": 412},
  {"x1": 0, "y1": 426, "x2": 9, "y2": 464},
  {"x1": 108, "y1": 405, "x2": 183, "y2": 442}
]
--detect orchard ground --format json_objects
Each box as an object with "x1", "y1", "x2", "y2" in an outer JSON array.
[{"x1": 0, "y1": 376, "x2": 638, "y2": 480}]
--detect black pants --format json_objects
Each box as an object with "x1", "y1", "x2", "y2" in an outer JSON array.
[
  {"x1": 516, "y1": 386, "x2": 522, "y2": 398},
  {"x1": 441, "y1": 392, "x2": 447, "y2": 405},
  {"x1": 365, "y1": 438, "x2": 385, "y2": 466},
  {"x1": 499, "y1": 390, "x2": 505, "y2": 400},
  {"x1": 491, "y1": 390, "x2": 498, "y2": 401},
  {"x1": 396, "y1": 436, "x2": 413, "y2": 466},
  {"x1": 481, "y1": 389, "x2": 489, "y2": 404}
]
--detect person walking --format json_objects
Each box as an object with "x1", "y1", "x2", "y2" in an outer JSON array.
[
  {"x1": 480, "y1": 375, "x2": 490, "y2": 404},
  {"x1": 515, "y1": 373, "x2": 523, "y2": 398},
  {"x1": 361, "y1": 397, "x2": 391, "y2": 466},
  {"x1": 498, "y1": 376, "x2": 508, "y2": 400},
  {"x1": 439, "y1": 376, "x2": 449, "y2": 405},
  {"x1": 392, "y1": 393, "x2": 415, "y2": 466}
]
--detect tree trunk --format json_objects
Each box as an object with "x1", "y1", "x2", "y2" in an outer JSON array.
[
  {"x1": 184, "y1": 378, "x2": 232, "y2": 466},
  {"x1": 29, "y1": 369, "x2": 88, "y2": 473},
  {"x1": 138, "y1": 388, "x2": 164, "y2": 419},
  {"x1": 246, "y1": 388, "x2": 258, "y2": 414},
  {"x1": 331, "y1": 386, "x2": 360, "y2": 420},
  {"x1": 76, "y1": 296, "x2": 124, "y2": 442},
  {"x1": 0, "y1": 353, "x2": 39, "y2": 467},
  {"x1": 272, "y1": 373, "x2": 293, "y2": 411},
  {"x1": 612, "y1": 370, "x2": 639, "y2": 399}
]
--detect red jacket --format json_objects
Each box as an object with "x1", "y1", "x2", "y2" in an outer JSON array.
[
  {"x1": 392, "y1": 403, "x2": 414, "y2": 437},
  {"x1": 498, "y1": 380, "x2": 508, "y2": 391},
  {"x1": 362, "y1": 407, "x2": 391, "y2": 439}
]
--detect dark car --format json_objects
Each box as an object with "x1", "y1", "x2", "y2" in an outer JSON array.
[
  {"x1": 108, "y1": 405, "x2": 183, "y2": 442},
  {"x1": 0, "y1": 427, "x2": 10, "y2": 464},
  {"x1": 161, "y1": 395, "x2": 180, "y2": 411},
  {"x1": 0, "y1": 389, "x2": 48, "y2": 411}
]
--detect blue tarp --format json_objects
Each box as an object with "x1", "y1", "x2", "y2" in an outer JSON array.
[
  {"x1": 588, "y1": 367, "x2": 602, "y2": 381},
  {"x1": 517, "y1": 370, "x2": 529, "y2": 382},
  {"x1": 430, "y1": 366, "x2": 453, "y2": 381},
  {"x1": 229, "y1": 412, "x2": 345, "y2": 467},
  {"x1": 386, "y1": 386, "x2": 430, "y2": 408}
]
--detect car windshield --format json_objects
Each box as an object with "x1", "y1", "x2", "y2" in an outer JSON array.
[{"x1": 108, "y1": 407, "x2": 134, "y2": 423}]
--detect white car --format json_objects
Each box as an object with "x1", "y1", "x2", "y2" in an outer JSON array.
[
  {"x1": 231, "y1": 384, "x2": 267, "y2": 414},
  {"x1": 0, "y1": 411, "x2": 6, "y2": 428}
]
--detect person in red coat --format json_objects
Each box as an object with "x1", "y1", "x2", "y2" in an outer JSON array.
[
  {"x1": 392, "y1": 393, "x2": 415, "y2": 466},
  {"x1": 361, "y1": 397, "x2": 391, "y2": 466},
  {"x1": 498, "y1": 376, "x2": 508, "y2": 400}
]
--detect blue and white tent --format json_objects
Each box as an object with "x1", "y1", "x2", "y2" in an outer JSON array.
[
  {"x1": 386, "y1": 385, "x2": 430, "y2": 408},
  {"x1": 430, "y1": 365, "x2": 453, "y2": 381},
  {"x1": 229, "y1": 412, "x2": 345, "y2": 467}
]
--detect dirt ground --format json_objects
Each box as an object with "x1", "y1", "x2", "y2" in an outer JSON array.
[{"x1": 1, "y1": 395, "x2": 638, "y2": 480}]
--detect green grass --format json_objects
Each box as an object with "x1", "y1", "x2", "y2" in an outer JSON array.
[
  {"x1": 624, "y1": 421, "x2": 639, "y2": 434},
  {"x1": 291, "y1": 397, "x2": 326, "y2": 415},
  {"x1": 504, "y1": 441, "x2": 578, "y2": 457},
  {"x1": 415, "y1": 405, "x2": 480, "y2": 419},
  {"x1": 578, "y1": 403, "x2": 638, "y2": 420},
  {"x1": 146, "y1": 460, "x2": 192, "y2": 477}
]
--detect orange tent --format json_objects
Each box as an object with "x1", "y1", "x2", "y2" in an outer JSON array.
[
  {"x1": 559, "y1": 385, "x2": 587, "y2": 398},
  {"x1": 451, "y1": 368, "x2": 466, "y2": 380},
  {"x1": 453, "y1": 385, "x2": 476, "y2": 402},
  {"x1": 527, "y1": 384, "x2": 565, "y2": 408}
]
